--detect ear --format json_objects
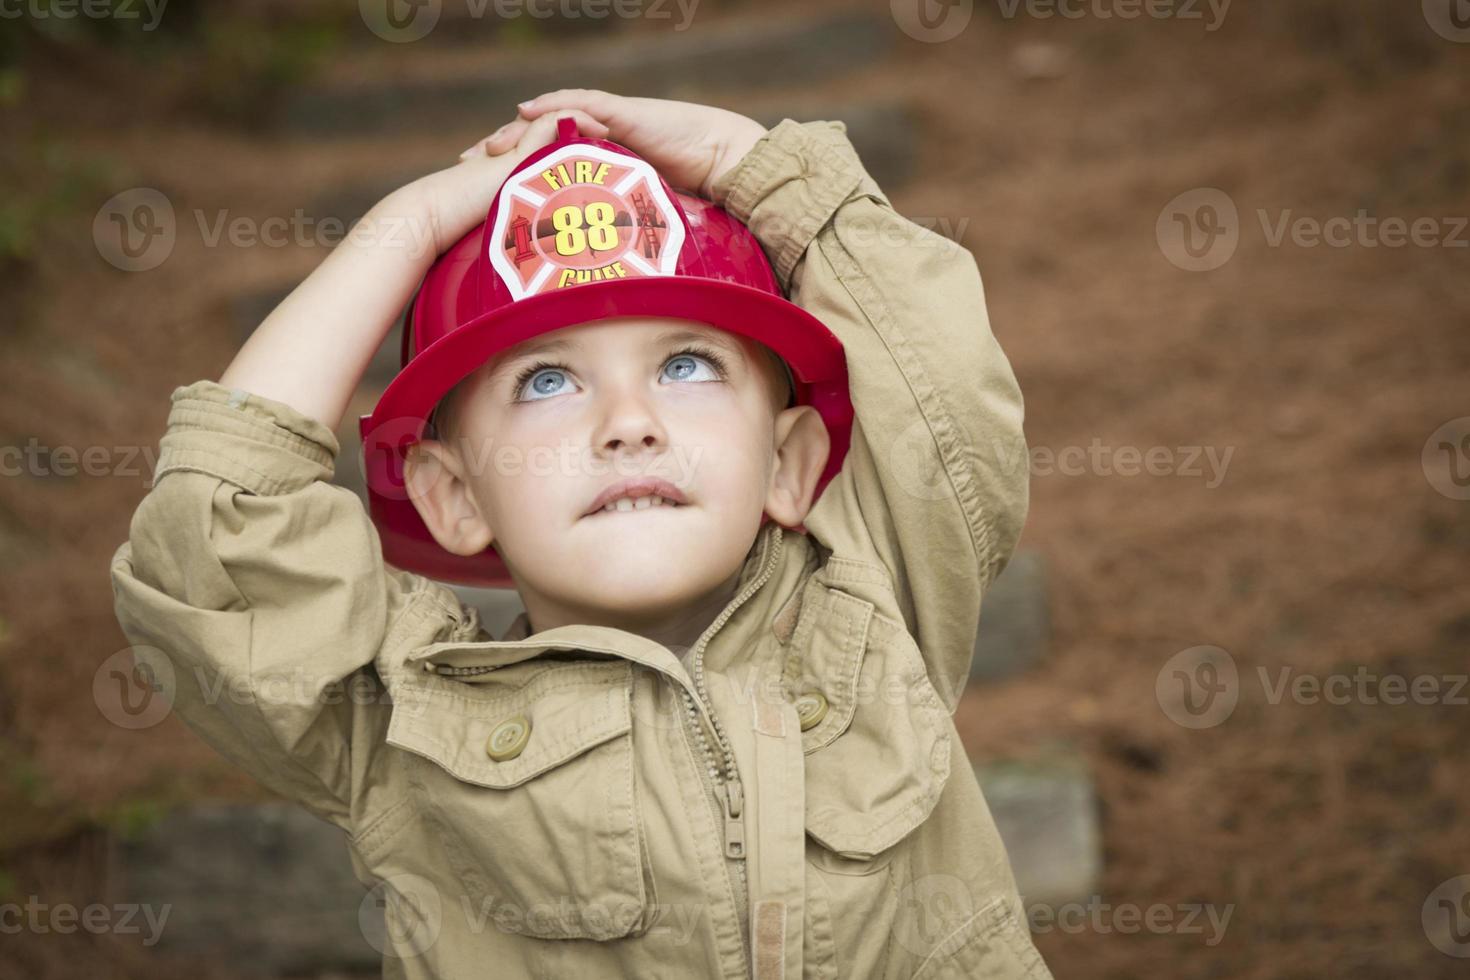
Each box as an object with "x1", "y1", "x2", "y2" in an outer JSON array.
[
  {"x1": 763, "y1": 405, "x2": 831, "y2": 527},
  {"x1": 403, "y1": 438, "x2": 496, "y2": 557}
]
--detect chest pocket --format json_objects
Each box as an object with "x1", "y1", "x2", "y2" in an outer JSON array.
[
  {"x1": 788, "y1": 579, "x2": 953, "y2": 861},
  {"x1": 384, "y1": 654, "x2": 655, "y2": 941}
]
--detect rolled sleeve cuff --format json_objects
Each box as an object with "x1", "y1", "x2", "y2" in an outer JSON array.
[
  {"x1": 153, "y1": 380, "x2": 340, "y2": 495},
  {"x1": 709, "y1": 117, "x2": 888, "y2": 290}
]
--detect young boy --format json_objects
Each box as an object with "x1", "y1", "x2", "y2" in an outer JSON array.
[{"x1": 110, "y1": 91, "x2": 1050, "y2": 979}]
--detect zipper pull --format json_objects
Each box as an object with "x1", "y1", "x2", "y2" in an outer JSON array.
[{"x1": 721, "y1": 778, "x2": 745, "y2": 859}]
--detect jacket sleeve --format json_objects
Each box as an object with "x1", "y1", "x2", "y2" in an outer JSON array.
[
  {"x1": 108, "y1": 380, "x2": 432, "y2": 832},
  {"x1": 710, "y1": 119, "x2": 1030, "y2": 711}
]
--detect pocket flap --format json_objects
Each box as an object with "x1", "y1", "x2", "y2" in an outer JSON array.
[
  {"x1": 794, "y1": 584, "x2": 952, "y2": 860},
  {"x1": 387, "y1": 659, "x2": 633, "y2": 789},
  {"x1": 788, "y1": 578, "x2": 874, "y2": 753}
]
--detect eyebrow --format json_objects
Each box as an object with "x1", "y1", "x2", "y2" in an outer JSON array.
[{"x1": 487, "y1": 327, "x2": 745, "y2": 385}]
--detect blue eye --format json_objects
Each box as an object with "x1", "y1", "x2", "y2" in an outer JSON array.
[
  {"x1": 661, "y1": 353, "x2": 722, "y2": 384},
  {"x1": 510, "y1": 344, "x2": 730, "y2": 403},
  {"x1": 516, "y1": 366, "x2": 577, "y2": 402}
]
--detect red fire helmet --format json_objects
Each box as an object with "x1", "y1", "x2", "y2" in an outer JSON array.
[{"x1": 359, "y1": 116, "x2": 853, "y2": 587}]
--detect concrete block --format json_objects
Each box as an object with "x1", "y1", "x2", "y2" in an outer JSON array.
[
  {"x1": 971, "y1": 549, "x2": 1050, "y2": 683},
  {"x1": 111, "y1": 803, "x2": 379, "y2": 975},
  {"x1": 975, "y1": 748, "x2": 1103, "y2": 908}
]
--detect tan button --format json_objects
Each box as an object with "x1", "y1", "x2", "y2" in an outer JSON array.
[
  {"x1": 794, "y1": 691, "x2": 828, "y2": 732},
  {"x1": 486, "y1": 714, "x2": 531, "y2": 761}
]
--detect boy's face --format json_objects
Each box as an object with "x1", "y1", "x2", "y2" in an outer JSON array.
[{"x1": 404, "y1": 316, "x2": 830, "y2": 632}]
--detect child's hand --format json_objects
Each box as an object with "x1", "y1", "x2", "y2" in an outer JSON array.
[
  {"x1": 417, "y1": 107, "x2": 611, "y2": 255},
  {"x1": 218, "y1": 108, "x2": 609, "y2": 432},
  {"x1": 461, "y1": 90, "x2": 768, "y2": 200}
]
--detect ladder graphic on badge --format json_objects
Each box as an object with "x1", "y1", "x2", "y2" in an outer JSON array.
[{"x1": 631, "y1": 190, "x2": 663, "y2": 260}]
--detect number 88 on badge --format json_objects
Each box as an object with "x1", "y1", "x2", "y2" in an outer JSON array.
[{"x1": 490, "y1": 138, "x2": 687, "y2": 297}]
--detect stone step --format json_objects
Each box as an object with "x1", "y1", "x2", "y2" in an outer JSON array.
[
  {"x1": 974, "y1": 745, "x2": 1103, "y2": 908},
  {"x1": 110, "y1": 803, "x2": 380, "y2": 975},
  {"x1": 970, "y1": 549, "x2": 1050, "y2": 683},
  {"x1": 280, "y1": 12, "x2": 893, "y2": 135}
]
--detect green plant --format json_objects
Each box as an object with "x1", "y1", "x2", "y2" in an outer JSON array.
[
  {"x1": 0, "y1": 137, "x2": 116, "y2": 266},
  {"x1": 104, "y1": 798, "x2": 170, "y2": 842}
]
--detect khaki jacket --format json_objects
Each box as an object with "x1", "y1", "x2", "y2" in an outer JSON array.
[{"x1": 110, "y1": 118, "x2": 1050, "y2": 980}]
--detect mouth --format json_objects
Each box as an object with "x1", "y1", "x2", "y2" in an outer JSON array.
[
  {"x1": 584, "y1": 494, "x2": 689, "y2": 517},
  {"x1": 582, "y1": 477, "x2": 691, "y2": 518}
]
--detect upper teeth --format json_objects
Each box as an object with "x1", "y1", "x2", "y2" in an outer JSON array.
[{"x1": 602, "y1": 495, "x2": 676, "y2": 513}]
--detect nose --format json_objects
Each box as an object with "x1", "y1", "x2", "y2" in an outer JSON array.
[{"x1": 591, "y1": 376, "x2": 670, "y2": 459}]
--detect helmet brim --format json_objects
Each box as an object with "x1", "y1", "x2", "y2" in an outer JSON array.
[{"x1": 358, "y1": 275, "x2": 853, "y2": 588}]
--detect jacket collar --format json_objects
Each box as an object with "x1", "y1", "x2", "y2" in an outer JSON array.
[{"x1": 407, "y1": 521, "x2": 786, "y2": 681}]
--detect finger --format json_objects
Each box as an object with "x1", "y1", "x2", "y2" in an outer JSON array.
[
  {"x1": 515, "y1": 90, "x2": 662, "y2": 156},
  {"x1": 458, "y1": 120, "x2": 516, "y2": 159},
  {"x1": 516, "y1": 88, "x2": 625, "y2": 127},
  {"x1": 461, "y1": 107, "x2": 608, "y2": 160},
  {"x1": 469, "y1": 118, "x2": 531, "y2": 156},
  {"x1": 509, "y1": 108, "x2": 608, "y2": 156}
]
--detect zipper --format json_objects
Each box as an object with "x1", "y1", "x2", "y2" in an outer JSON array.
[
  {"x1": 685, "y1": 520, "x2": 784, "y2": 849},
  {"x1": 678, "y1": 521, "x2": 784, "y2": 974},
  {"x1": 429, "y1": 663, "x2": 497, "y2": 675},
  {"x1": 680, "y1": 706, "x2": 749, "y2": 959}
]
